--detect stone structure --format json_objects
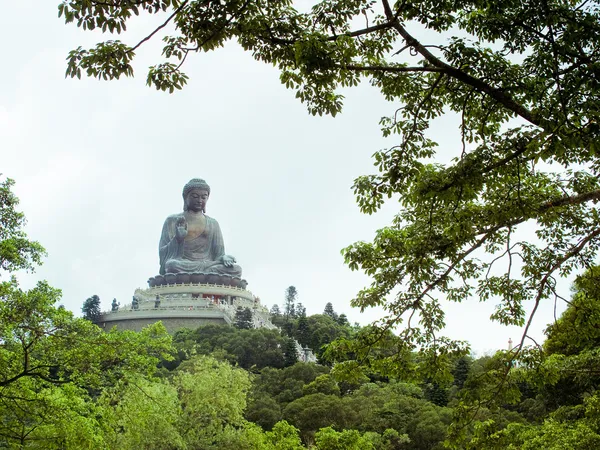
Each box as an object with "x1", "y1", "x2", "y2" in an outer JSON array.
[{"x1": 98, "y1": 284, "x2": 270, "y2": 332}]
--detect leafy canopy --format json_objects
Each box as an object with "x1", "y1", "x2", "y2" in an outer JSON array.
[
  {"x1": 61, "y1": 0, "x2": 600, "y2": 374},
  {"x1": 0, "y1": 176, "x2": 46, "y2": 275},
  {"x1": 0, "y1": 176, "x2": 177, "y2": 448}
]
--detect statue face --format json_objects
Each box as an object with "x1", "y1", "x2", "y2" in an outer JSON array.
[{"x1": 186, "y1": 189, "x2": 209, "y2": 212}]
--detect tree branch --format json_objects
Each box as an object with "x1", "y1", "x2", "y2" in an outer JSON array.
[
  {"x1": 380, "y1": 0, "x2": 547, "y2": 130},
  {"x1": 327, "y1": 21, "x2": 394, "y2": 41},
  {"x1": 130, "y1": 1, "x2": 189, "y2": 52},
  {"x1": 515, "y1": 226, "x2": 600, "y2": 356},
  {"x1": 334, "y1": 63, "x2": 445, "y2": 73}
]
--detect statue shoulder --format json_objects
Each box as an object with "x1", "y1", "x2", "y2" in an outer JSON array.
[{"x1": 205, "y1": 215, "x2": 221, "y2": 227}]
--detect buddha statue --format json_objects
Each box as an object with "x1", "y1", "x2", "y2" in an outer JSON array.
[{"x1": 158, "y1": 178, "x2": 242, "y2": 278}]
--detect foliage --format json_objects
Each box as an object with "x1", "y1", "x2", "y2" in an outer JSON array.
[
  {"x1": 173, "y1": 324, "x2": 288, "y2": 369},
  {"x1": 323, "y1": 302, "x2": 337, "y2": 320},
  {"x1": 467, "y1": 392, "x2": 600, "y2": 449},
  {"x1": 0, "y1": 176, "x2": 46, "y2": 275},
  {"x1": 337, "y1": 313, "x2": 349, "y2": 326},
  {"x1": 284, "y1": 337, "x2": 300, "y2": 367},
  {"x1": 0, "y1": 280, "x2": 173, "y2": 448},
  {"x1": 61, "y1": 0, "x2": 600, "y2": 385},
  {"x1": 0, "y1": 274, "x2": 174, "y2": 448},
  {"x1": 99, "y1": 357, "x2": 308, "y2": 449},
  {"x1": 452, "y1": 356, "x2": 472, "y2": 390},
  {"x1": 0, "y1": 382, "x2": 104, "y2": 449},
  {"x1": 234, "y1": 306, "x2": 254, "y2": 329},
  {"x1": 99, "y1": 377, "x2": 184, "y2": 449},
  {"x1": 314, "y1": 427, "x2": 375, "y2": 450},
  {"x1": 283, "y1": 393, "x2": 355, "y2": 442},
  {"x1": 296, "y1": 314, "x2": 310, "y2": 346},
  {"x1": 245, "y1": 392, "x2": 283, "y2": 431},
  {"x1": 247, "y1": 363, "x2": 331, "y2": 426},
  {"x1": 0, "y1": 180, "x2": 177, "y2": 448},
  {"x1": 544, "y1": 266, "x2": 600, "y2": 356},
  {"x1": 296, "y1": 302, "x2": 307, "y2": 317},
  {"x1": 0, "y1": 279, "x2": 173, "y2": 392},
  {"x1": 304, "y1": 374, "x2": 341, "y2": 397},
  {"x1": 304, "y1": 314, "x2": 352, "y2": 362},
  {"x1": 172, "y1": 356, "x2": 251, "y2": 448},
  {"x1": 423, "y1": 381, "x2": 449, "y2": 407},
  {"x1": 270, "y1": 304, "x2": 282, "y2": 317},
  {"x1": 81, "y1": 294, "x2": 101, "y2": 322},
  {"x1": 284, "y1": 285, "x2": 298, "y2": 320},
  {"x1": 346, "y1": 381, "x2": 451, "y2": 449},
  {"x1": 264, "y1": 421, "x2": 305, "y2": 450}
]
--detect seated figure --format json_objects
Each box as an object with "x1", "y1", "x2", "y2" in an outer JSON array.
[{"x1": 159, "y1": 178, "x2": 242, "y2": 278}]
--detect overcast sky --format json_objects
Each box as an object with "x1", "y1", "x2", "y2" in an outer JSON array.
[{"x1": 1, "y1": 1, "x2": 577, "y2": 354}]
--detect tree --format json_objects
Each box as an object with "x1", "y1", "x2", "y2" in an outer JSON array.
[
  {"x1": 81, "y1": 294, "x2": 101, "y2": 322},
  {"x1": 0, "y1": 176, "x2": 46, "y2": 275},
  {"x1": 336, "y1": 314, "x2": 349, "y2": 327},
  {"x1": 245, "y1": 394, "x2": 283, "y2": 431},
  {"x1": 270, "y1": 304, "x2": 282, "y2": 317},
  {"x1": 0, "y1": 279, "x2": 174, "y2": 448},
  {"x1": 296, "y1": 314, "x2": 310, "y2": 347},
  {"x1": 171, "y1": 356, "x2": 251, "y2": 449},
  {"x1": 467, "y1": 392, "x2": 600, "y2": 449},
  {"x1": 525, "y1": 266, "x2": 600, "y2": 411},
  {"x1": 264, "y1": 421, "x2": 305, "y2": 450},
  {"x1": 63, "y1": 0, "x2": 600, "y2": 375},
  {"x1": 304, "y1": 315, "x2": 351, "y2": 363},
  {"x1": 296, "y1": 302, "x2": 307, "y2": 318},
  {"x1": 284, "y1": 286, "x2": 298, "y2": 320},
  {"x1": 234, "y1": 306, "x2": 254, "y2": 329},
  {"x1": 314, "y1": 427, "x2": 375, "y2": 450},
  {"x1": 99, "y1": 377, "x2": 184, "y2": 450},
  {"x1": 452, "y1": 356, "x2": 472, "y2": 390},
  {"x1": 544, "y1": 266, "x2": 600, "y2": 356},
  {"x1": 176, "y1": 325, "x2": 288, "y2": 369},
  {"x1": 323, "y1": 302, "x2": 337, "y2": 320},
  {"x1": 283, "y1": 338, "x2": 300, "y2": 367},
  {"x1": 423, "y1": 381, "x2": 449, "y2": 407},
  {"x1": 282, "y1": 393, "x2": 354, "y2": 442}
]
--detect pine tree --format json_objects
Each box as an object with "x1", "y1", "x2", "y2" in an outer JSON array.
[
  {"x1": 283, "y1": 337, "x2": 299, "y2": 367},
  {"x1": 82, "y1": 295, "x2": 101, "y2": 322},
  {"x1": 296, "y1": 314, "x2": 310, "y2": 347},
  {"x1": 452, "y1": 356, "x2": 472, "y2": 389},
  {"x1": 424, "y1": 382, "x2": 449, "y2": 407},
  {"x1": 284, "y1": 286, "x2": 297, "y2": 320},
  {"x1": 337, "y1": 313, "x2": 349, "y2": 326},
  {"x1": 323, "y1": 302, "x2": 337, "y2": 320},
  {"x1": 234, "y1": 307, "x2": 253, "y2": 329}
]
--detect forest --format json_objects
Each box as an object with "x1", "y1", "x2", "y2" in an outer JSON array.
[{"x1": 2, "y1": 176, "x2": 600, "y2": 448}]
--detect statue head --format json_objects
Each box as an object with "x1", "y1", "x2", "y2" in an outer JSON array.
[{"x1": 183, "y1": 178, "x2": 211, "y2": 212}]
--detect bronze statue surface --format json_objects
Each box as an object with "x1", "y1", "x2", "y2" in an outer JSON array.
[{"x1": 158, "y1": 178, "x2": 242, "y2": 279}]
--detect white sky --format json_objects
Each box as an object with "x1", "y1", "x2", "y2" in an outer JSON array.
[{"x1": 1, "y1": 1, "x2": 576, "y2": 354}]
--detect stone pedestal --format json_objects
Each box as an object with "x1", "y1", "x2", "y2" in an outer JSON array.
[{"x1": 98, "y1": 282, "x2": 269, "y2": 333}]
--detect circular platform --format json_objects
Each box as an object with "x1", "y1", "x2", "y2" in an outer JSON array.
[
  {"x1": 148, "y1": 273, "x2": 247, "y2": 289},
  {"x1": 97, "y1": 282, "x2": 264, "y2": 333}
]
